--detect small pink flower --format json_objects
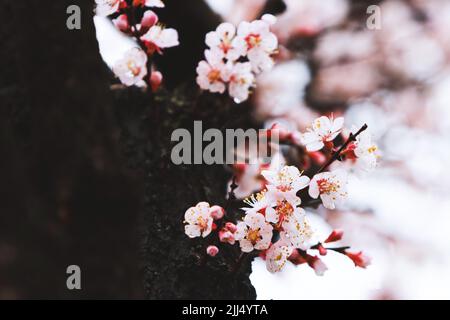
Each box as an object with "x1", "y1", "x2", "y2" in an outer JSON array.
[
  {"x1": 206, "y1": 245, "x2": 219, "y2": 257},
  {"x1": 209, "y1": 205, "x2": 225, "y2": 220},
  {"x1": 345, "y1": 250, "x2": 371, "y2": 268}
]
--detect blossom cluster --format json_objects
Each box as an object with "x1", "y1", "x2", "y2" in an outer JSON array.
[
  {"x1": 196, "y1": 14, "x2": 278, "y2": 103},
  {"x1": 95, "y1": 0, "x2": 179, "y2": 90},
  {"x1": 184, "y1": 115, "x2": 377, "y2": 275}
]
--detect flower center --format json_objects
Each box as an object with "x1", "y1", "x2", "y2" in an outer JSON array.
[
  {"x1": 208, "y1": 69, "x2": 221, "y2": 83},
  {"x1": 247, "y1": 228, "x2": 261, "y2": 244},
  {"x1": 219, "y1": 36, "x2": 232, "y2": 54},
  {"x1": 317, "y1": 178, "x2": 338, "y2": 195},
  {"x1": 197, "y1": 216, "x2": 208, "y2": 230},
  {"x1": 127, "y1": 61, "x2": 141, "y2": 76},
  {"x1": 368, "y1": 145, "x2": 377, "y2": 154},
  {"x1": 276, "y1": 200, "x2": 294, "y2": 225},
  {"x1": 245, "y1": 33, "x2": 261, "y2": 49}
]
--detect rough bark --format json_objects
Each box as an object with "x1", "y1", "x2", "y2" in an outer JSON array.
[{"x1": 0, "y1": 0, "x2": 257, "y2": 299}]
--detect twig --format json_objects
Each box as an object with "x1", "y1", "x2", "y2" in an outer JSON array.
[{"x1": 317, "y1": 124, "x2": 368, "y2": 173}]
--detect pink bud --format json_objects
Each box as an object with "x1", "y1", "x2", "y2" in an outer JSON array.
[
  {"x1": 345, "y1": 250, "x2": 371, "y2": 268},
  {"x1": 141, "y1": 10, "x2": 159, "y2": 29},
  {"x1": 206, "y1": 245, "x2": 219, "y2": 257},
  {"x1": 224, "y1": 222, "x2": 237, "y2": 233},
  {"x1": 113, "y1": 14, "x2": 129, "y2": 33},
  {"x1": 219, "y1": 230, "x2": 235, "y2": 245},
  {"x1": 317, "y1": 244, "x2": 327, "y2": 256},
  {"x1": 324, "y1": 229, "x2": 344, "y2": 243},
  {"x1": 311, "y1": 257, "x2": 328, "y2": 276},
  {"x1": 150, "y1": 71, "x2": 163, "y2": 92},
  {"x1": 209, "y1": 205, "x2": 225, "y2": 220}
]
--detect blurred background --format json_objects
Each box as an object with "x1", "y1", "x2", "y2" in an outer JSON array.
[{"x1": 95, "y1": 0, "x2": 450, "y2": 299}]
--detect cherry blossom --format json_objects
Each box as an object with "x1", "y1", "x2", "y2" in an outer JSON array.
[
  {"x1": 206, "y1": 23, "x2": 242, "y2": 62},
  {"x1": 264, "y1": 188, "x2": 301, "y2": 224},
  {"x1": 242, "y1": 192, "x2": 269, "y2": 216},
  {"x1": 265, "y1": 240, "x2": 294, "y2": 273},
  {"x1": 235, "y1": 212, "x2": 273, "y2": 252},
  {"x1": 144, "y1": 0, "x2": 164, "y2": 7},
  {"x1": 196, "y1": 50, "x2": 228, "y2": 94},
  {"x1": 95, "y1": 0, "x2": 123, "y2": 17},
  {"x1": 280, "y1": 212, "x2": 313, "y2": 250},
  {"x1": 140, "y1": 25, "x2": 179, "y2": 55},
  {"x1": 228, "y1": 62, "x2": 255, "y2": 103},
  {"x1": 196, "y1": 16, "x2": 278, "y2": 103},
  {"x1": 184, "y1": 202, "x2": 214, "y2": 238},
  {"x1": 301, "y1": 116, "x2": 345, "y2": 152},
  {"x1": 309, "y1": 170, "x2": 348, "y2": 210},
  {"x1": 353, "y1": 129, "x2": 380, "y2": 172},
  {"x1": 112, "y1": 47, "x2": 148, "y2": 87},
  {"x1": 234, "y1": 15, "x2": 278, "y2": 73},
  {"x1": 262, "y1": 165, "x2": 310, "y2": 194}
]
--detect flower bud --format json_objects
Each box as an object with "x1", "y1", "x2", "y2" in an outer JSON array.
[
  {"x1": 224, "y1": 222, "x2": 237, "y2": 233},
  {"x1": 345, "y1": 250, "x2": 371, "y2": 268},
  {"x1": 324, "y1": 229, "x2": 344, "y2": 243},
  {"x1": 150, "y1": 71, "x2": 163, "y2": 92},
  {"x1": 206, "y1": 245, "x2": 219, "y2": 257},
  {"x1": 209, "y1": 205, "x2": 225, "y2": 220},
  {"x1": 219, "y1": 230, "x2": 235, "y2": 245},
  {"x1": 113, "y1": 14, "x2": 129, "y2": 33},
  {"x1": 141, "y1": 10, "x2": 159, "y2": 29},
  {"x1": 317, "y1": 244, "x2": 327, "y2": 256}
]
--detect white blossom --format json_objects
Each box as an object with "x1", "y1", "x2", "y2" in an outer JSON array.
[
  {"x1": 235, "y1": 212, "x2": 273, "y2": 252},
  {"x1": 184, "y1": 202, "x2": 214, "y2": 238},
  {"x1": 265, "y1": 240, "x2": 294, "y2": 273},
  {"x1": 206, "y1": 23, "x2": 243, "y2": 61},
  {"x1": 228, "y1": 62, "x2": 255, "y2": 103},
  {"x1": 354, "y1": 129, "x2": 379, "y2": 172},
  {"x1": 302, "y1": 116, "x2": 344, "y2": 151},
  {"x1": 145, "y1": 0, "x2": 164, "y2": 7},
  {"x1": 280, "y1": 212, "x2": 314, "y2": 250},
  {"x1": 95, "y1": 0, "x2": 121, "y2": 17},
  {"x1": 140, "y1": 25, "x2": 179, "y2": 54},
  {"x1": 262, "y1": 165, "x2": 310, "y2": 194},
  {"x1": 233, "y1": 16, "x2": 278, "y2": 73},
  {"x1": 196, "y1": 50, "x2": 228, "y2": 93},
  {"x1": 112, "y1": 48, "x2": 148, "y2": 87},
  {"x1": 309, "y1": 170, "x2": 348, "y2": 210}
]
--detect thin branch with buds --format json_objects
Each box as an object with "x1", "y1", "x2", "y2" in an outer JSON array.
[{"x1": 317, "y1": 123, "x2": 368, "y2": 173}]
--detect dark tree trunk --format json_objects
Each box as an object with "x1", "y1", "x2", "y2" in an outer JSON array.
[{"x1": 1, "y1": 0, "x2": 257, "y2": 299}]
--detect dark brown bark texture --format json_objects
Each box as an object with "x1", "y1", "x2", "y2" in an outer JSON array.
[{"x1": 0, "y1": 0, "x2": 260, "y2": 299}]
